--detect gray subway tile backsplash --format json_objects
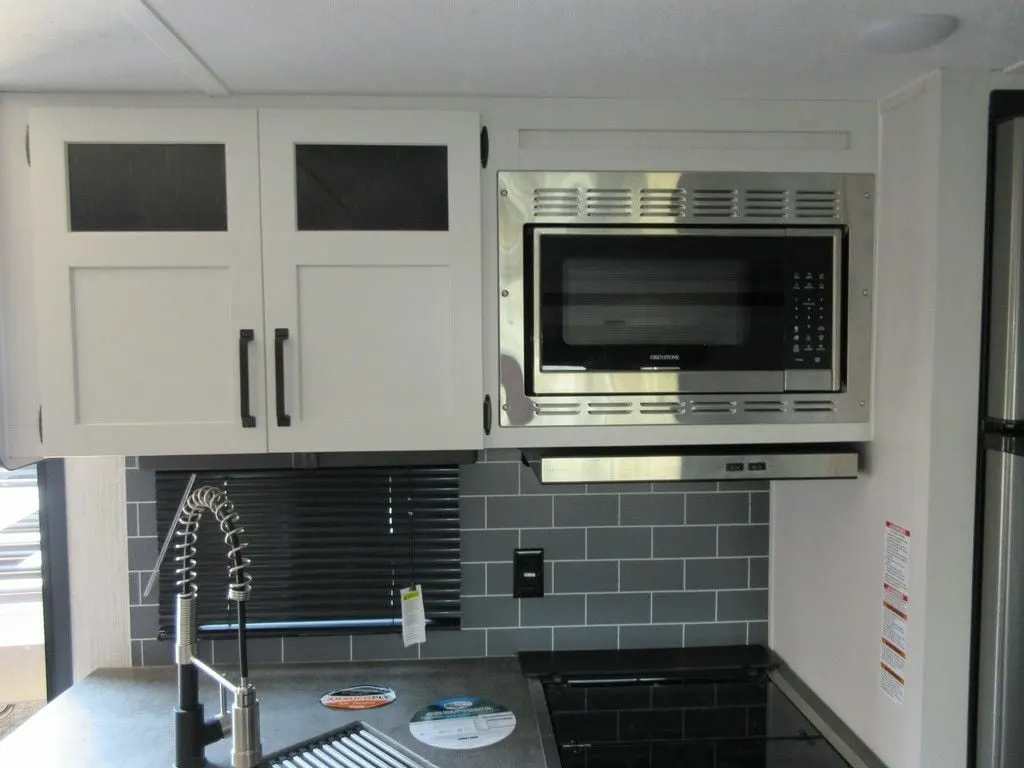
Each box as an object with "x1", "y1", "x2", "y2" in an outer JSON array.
[
  {"x1": 686, "y1": 558, "x2": 750, "y2": 590},
  {"x1": 462, "y1": 563, "x2": 486, "y2": 596},
  {"x1": 462, "y1": 596, "x2": 518, "y2": 629},
  {"x1": 685, "y1": 622, "x2": 750, "y2": 647},
  {"x1": 619, "y1": 624, "x2": 684, "y2": 650},
  {"x1": 553, "y1": 561, "x2": 619, "y2": 594},
  {"x1": 351, "y1": 633, "x2": 419, "y2": 662},
  {"x1": 487, "y1": 627, "x2": 553, "y2": 655},
  {"x1": 751, "y1": 492, "x2": 770, "y2": 524},
  {"x1": 520, "y1": 527, "x2": 586, "y2": 561},
  {"x1": 717, "y1": 589, "x2": 769, "y2": 622},
  {"x1": 419, "y1": 629, "x2": 486, "y2": 659},
  {"x1": 283, "y1": 635, "x2": 351, "y2": 663},
  {"x1": 587, "y1": 593, "x2": 651, "y2": 624},
  {"x1": 554, "y1": 494, "x2": 618, "y2": 527},
  {"x1": 619, "y1": 559, "x2": 685, "y2": 592},
  {"x1": 620, "y1": 493, "x2": 686, "y2": 525},
  {"x1": 460, "y1": 462, "x2": 519, "y2": 496},
  {"x1": 127, "y1": 537, "x2": 157, "y2": 573},
  {"x1": 136, "y1": 502, "x2": 158, "y2": 536},
  {"x1": 126, "y1": 504, "x2": 138, "y2": 538},
  {"x1": 459, "y1": 497, "x2": 486, "y2": 529},
  {"x1": 587, "y1": 526, "x2": 652, "y2": 560},
  {"x1": 652, "y1": 526, "x2": 717, "y2": 558},
  {"x1": 521, "y1": 594, "x2": 586, "y2": 627},
  {"x1": 652, "y1": 591, "x2": 716, "y2": 623},
  {"x1": 686, "y1": 492, "x2": 750, "y2": 524},
  {"x1": 718, "y1": 525, "x2": 770, "y2": 557},
  {"x1": 749, "y1": 557, "x2": 770, "y2": 589},
  {"x1": 125, "y1": 453, "x2": 771, "y2": 666},
  {"x1": 462, "y1": 529, "x2": 519, "y2": 562},
  {"x1": 748, "y1": 621, "x2": 769, "y2": 646},
  {"x1": 487, "y1": 495, "x2": 553, "y2": 529},
  {"x1": 126, "y1": 469, "x2": 155, "y2": 502},
  {"x1": 553, "y1": 626, "x2": 619, "y2": 651}
]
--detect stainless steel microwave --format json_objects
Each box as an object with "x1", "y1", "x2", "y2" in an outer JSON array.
[{"x1": 497, "y1": 171, "x2": 875, "y2": 427}]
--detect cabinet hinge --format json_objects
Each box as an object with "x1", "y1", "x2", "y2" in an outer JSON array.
[
  {"x1": 24, "y1": 125, "x2": 30, "y2": 167},
  {"x1": 483, "y1": 394, "x2": 492, "y2": 435},
  {"x1": 37, "y1": 406, "x2": 43, "y2": 444},
  {"x1": 480, "y1": 126, "x2": 489, "y2": 169}
]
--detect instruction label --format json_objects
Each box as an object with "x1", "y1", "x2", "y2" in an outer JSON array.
[
  {"x1": 880, "y1": 521, "x2": 911, "y2": 704},
  {"x1": 401, "y1": 584, "x2": 426, "y2": 647}
]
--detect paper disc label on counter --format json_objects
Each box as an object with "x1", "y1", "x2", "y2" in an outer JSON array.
[
  {"x1": 409, "y1": 697, "x2": 516, "y2": 750},
  {"x1": 320, "y1": 685, "x2": 397, "y2": 710}
]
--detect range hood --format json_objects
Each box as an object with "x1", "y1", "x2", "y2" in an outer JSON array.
[{"x1": 522, "y1": 445, "x2": 860, "y2": 484}]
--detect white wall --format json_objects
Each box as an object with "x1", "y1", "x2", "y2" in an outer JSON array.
[
  {"x1": 770, "y1": 70, "x2": 992, "y2": 768},
  {"x1": 64, "y1": 456, "x2": 131, "y2": 680}
]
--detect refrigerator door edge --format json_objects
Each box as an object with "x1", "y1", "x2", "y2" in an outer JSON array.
[
  {"x1": 977, "y1": 448, "x2": 1024, "y2": 767},
  {"x1": 987, "y1": 118, "x2": 1024, "y2": 422}
]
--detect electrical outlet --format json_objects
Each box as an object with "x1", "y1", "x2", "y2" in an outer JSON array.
[{"x1": 513, "y1": 548, "x2": 544, "y2": 598}]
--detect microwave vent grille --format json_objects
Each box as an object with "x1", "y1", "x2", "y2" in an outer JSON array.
[
  {"x1": 690, "y1": 189, "x2": 739, "y2": 218},
  {"x1": 793, "y1": 399, "x2": 836, "y2": 413},
  {"x1": 743, "y1": 400, "x2": 787, "y2": 413},
  {"x1": 690, "y1": 400, "x2": 738, "y2": 414},
  {"x1": 794, "y1": 190, "x2": 841, "y2": 220},
  {"x1": 639, "y1": 401, "x2": 685, "y2": 415},
  {"x1": 534, "y1": 402, "x2": 583, "y2": 416},
  {"x1": 742, "y1": 190, "x2": 788, "y2": 220},
  {"x1": 533, "y1": 188, "x2": 582, "y2": 217},
  {"x1": 639, "y1": 188, "x2": 686, "y2": 217},
  {"x1": 586, "y1": 188, "x2": 632, "y2": 217}
]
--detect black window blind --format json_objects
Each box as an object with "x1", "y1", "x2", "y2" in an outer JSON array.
[{"x1": 155, "y1": 467, "x2": 460, "y2": 638}]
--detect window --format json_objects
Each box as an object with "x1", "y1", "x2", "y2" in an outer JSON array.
[
  {"x1": 154, "y1": 466, "x2": 460, "y2": 638},
  {"x1": 0, "y1": 466, "x2": 42, "y2": 645}
]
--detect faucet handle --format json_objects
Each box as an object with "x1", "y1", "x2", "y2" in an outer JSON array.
[
  {"x1": 143, "y1": 473, "x2": 198, "y2": 599},
  {"x1": 231, "y1": 684, "x2": 262, "y2": 768}
]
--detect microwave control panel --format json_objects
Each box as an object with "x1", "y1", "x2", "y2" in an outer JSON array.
[{"x1": 786, "y1": 258, "x2": 834, "y2": 369}]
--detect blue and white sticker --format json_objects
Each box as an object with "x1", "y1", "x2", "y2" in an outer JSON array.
[{"x1": 409, "y1": 697, "x2": 516, "y2": 750}]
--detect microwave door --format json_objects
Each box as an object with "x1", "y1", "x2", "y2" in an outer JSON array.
[{"x1": 530, "y1": 227, "x2": 837, "y2": 396}]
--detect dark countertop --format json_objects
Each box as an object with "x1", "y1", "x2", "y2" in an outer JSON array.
[{"x1": 0, "y1": 657, "x2": 547, "y2": 768}]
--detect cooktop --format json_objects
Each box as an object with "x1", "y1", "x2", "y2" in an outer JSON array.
[{"x1": 520, "y1": 645, "x2": 851, "y2": 768}]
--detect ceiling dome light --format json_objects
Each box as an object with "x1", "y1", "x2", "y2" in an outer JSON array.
[{"x1": 860, "y1": 14, "x2": 960, "y2": 54}]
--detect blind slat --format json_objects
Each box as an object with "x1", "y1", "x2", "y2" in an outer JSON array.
[{"x1": 155, "y1": 467, "x2": 461, "y2": 637}]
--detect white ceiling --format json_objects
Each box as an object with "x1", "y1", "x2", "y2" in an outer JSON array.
[{"x1": 0, "y1": 0, "x2": 1021, "y2": 100}]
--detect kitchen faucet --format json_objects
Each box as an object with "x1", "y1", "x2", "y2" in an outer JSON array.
[{"x1": 146, "y1": 474, "x2": 262, "y2": 768}]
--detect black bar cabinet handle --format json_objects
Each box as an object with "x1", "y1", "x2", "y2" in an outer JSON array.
[
  {"x1": 238, "y1": 329, "x2": 256, "y2": 428},
  {"x1": 274, "y1": 328, "x2": 291, "y2": 427}
]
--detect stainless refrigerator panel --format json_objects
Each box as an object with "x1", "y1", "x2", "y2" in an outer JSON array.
[
  {"x1": 977, "y1": 449, "x2": 1024, "y2": 768},
  {"x1": 987, "y1": 119, "x2": 1024, "y2": 423}
]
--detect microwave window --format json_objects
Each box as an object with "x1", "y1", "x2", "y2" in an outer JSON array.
[
  {"x1": 535, "y1": 232, "x2": 792, "y2": 373},
  {"x1": 561, "y1": 257, "x2": 748, "y2": 348}
]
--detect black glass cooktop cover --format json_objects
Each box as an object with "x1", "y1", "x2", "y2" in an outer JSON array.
[{"x1": 528, "y1": 647, "x2": 851, "y2": 768}]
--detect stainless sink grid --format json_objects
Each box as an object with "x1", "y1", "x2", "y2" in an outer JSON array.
[{"x1": 266, "y1": 722, "x2": 437, "y2": 768}]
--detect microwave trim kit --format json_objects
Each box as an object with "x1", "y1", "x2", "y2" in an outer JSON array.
[{"x1": 497, "y1": 170, "x2": 875, "y2": 428}]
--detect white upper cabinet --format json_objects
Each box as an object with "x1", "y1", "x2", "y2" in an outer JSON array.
[
  {"x1": 257, "y1": 109, "x2": 483, "y2": 453},
  {"x1": 30, "y1": 108, "x2": 267, "y2": 456}
]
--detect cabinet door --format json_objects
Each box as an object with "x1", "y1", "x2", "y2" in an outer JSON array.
[
  {"x1": 31, "y1": 108, "x2": 267, "y2": 456},
  {"x1": 259, "y1": 109, "x2": 482, "y2": 452}
]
